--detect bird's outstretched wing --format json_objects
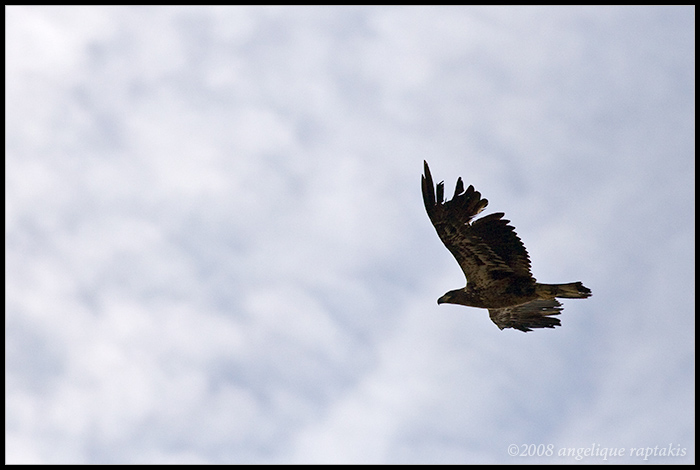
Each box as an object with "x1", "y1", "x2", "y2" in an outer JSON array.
[
  {"x1": 421, "y1": 161, "x2": 533, "y2": 288},
  {"x1": 488, "y1": 299, "x2": 563, "y2": 332}
]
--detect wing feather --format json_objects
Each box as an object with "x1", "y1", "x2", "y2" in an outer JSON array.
[
  {"x1": 422, "y1": 161, "x2": 533, "y2": 287},
  {"x1": 453, "y1": 177, "x2": 464, "y2": 199},
  {"x1": 488, "y1": 300, "x2": 563, "y2": 332}
]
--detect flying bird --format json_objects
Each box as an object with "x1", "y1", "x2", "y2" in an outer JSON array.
[{"x1": 421, "y1": 161, "x2": 591, "y2": 332}]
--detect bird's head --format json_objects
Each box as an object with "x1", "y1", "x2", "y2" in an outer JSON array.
[
  {"x1": 437, "y1": 287, "x2": 481, "y2": 307},
  {"x1": 437, "y1": 289, "x2": 460, "y2": 305}
]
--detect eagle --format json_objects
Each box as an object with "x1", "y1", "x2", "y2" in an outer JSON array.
[{"x1": 421, "y1": 161, "x2": 591, "y2": 332}]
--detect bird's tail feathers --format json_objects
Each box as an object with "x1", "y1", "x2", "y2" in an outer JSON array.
[{"x1": 536, "y1": 282, "x2": 591, "y2": 299}]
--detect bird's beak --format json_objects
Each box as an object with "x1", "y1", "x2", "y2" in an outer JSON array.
[{"x1": 437, "y1": 294, "x2": 449, "y2": 305}]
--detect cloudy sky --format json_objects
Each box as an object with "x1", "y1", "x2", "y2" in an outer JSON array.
[{"x1": 6, "y1": 6, "x2": 694, "y2": 464}]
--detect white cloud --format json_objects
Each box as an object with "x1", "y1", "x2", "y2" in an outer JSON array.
[{"x1": 6, "y1": 5, "x2": 694, "y2": 464}]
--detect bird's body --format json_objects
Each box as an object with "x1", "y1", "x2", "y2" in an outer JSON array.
[{"x1": 421, "y1": 161, "x2": 591, "y2": 332}]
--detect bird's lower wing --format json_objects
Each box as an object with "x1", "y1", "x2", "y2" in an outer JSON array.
[{"x1": 489, "y1": 299, "x2": 563, "y2": 332}]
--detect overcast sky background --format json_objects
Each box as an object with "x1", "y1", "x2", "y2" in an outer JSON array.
[{"x1": 6, "y1": 6, "x2": 694, "y2": 464}]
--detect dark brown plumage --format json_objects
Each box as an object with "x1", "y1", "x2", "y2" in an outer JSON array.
[{"x1": 422, "y1": 161, "x2": 591, "y2": 332}]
